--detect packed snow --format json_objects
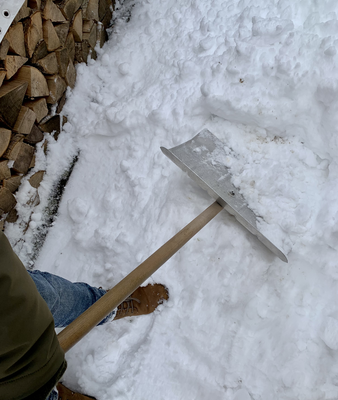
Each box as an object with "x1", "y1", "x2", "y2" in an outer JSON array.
[{"x1": 5, "y1": 0, "x2": 338, "y2": 399}]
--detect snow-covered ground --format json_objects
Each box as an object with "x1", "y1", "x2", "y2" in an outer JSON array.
[{"x1": 5, "y1": 0, "x2": 338, "y2": 399}]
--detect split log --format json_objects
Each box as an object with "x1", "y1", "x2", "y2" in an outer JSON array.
[
  {"x1": 0, "y1": 128, "x2": 11, "y2": 157},
  {"x1": 29, "y1": 170, "x2": 45, "y2": 188},
  {"x1": 24, "y1": 98, "x2": 48, "y2": 123},
  {"x1": 56, "y1": 92, "x2": 67, "y2": 113},
  {"x1": 83, "y1": 0, "x2": 99, "y2": 21},
  {"x1": 3, "y1": 134, "x2": 24, "y2": 160},
  {"x1": 54, "y1": 22, "x2": 70, "y2": 46},
  {"x1": 65, "y1": 59, "x2": 76, "y2": 88},
  {"x1": 5, "y1": 23, "x2": 26, "y2": 57},
  {"x1": 0, "y1": 38, "x2": 10, "y2": 61},
  {"x1": 35, "y1": 52, "x2": 59, "y2": 74},
  {"x1": 75, "y1": 41, "x2": 96, "y2": 63},
  {"x1": 3, "y1": 175, "x2": 23, "y2": 193},
  {"x1": 39, "y1": 114, "x2": 65, "y2": 135},
  {"x1": 13, "y1": 1, "x2": 31, "y2": 24},
  {"x1": 100, "y1": 8, "x2": 112, "y2": 29},
  {"x1": 25, "y1": 124, "x2": 44, "y2": 144},
  {"x1": 96, "y1": 22, "x2": 106, "y2": 48},
  {"x1": 13, "y1": 106, "x2": 37, "y2": 134},
  {"x1": 0, "y1": 187, "x2": 17, "y2": 213},
  {"x1": 0, "y1": 160, "x2": 11, "y2": 180},
  {"x1": 74, "y1": 42, "x2": 86, "y2": 63},
  {"x1": 58, "y1": 0, "x2": 83, "y2": 21},
  {"x1": 31, "y1": 40, "x2": 48, "y2": 64},
  {"x1": 5, "y1": 208, "x2": 18, "y2": 223},
  {"x1": 99, "y1": 0, "x2": 111, "y2": 22},
  {"x1": 83, "y1": 20, "x2": 94, "y2": 33},
  {"x1": 28, "y1": 0, "x2": 42, "y2": 10},
  {"x1": 43, "y1": 19, "x2": 61, "y2": 52},
  {"x1": 15, "y1": 66, "x2": 49, "y2": 97},
  {"x1": 29, "y1": 154, "x2": 36, "y2": 169},
  {"x1": 0, "y1": 81, "x2": 28, "y2": 128},
  {"x1": 65, "y1": 32, "x2": 75, "y2": 62},
  {"x1": 4, "y1": 55, "x2": 28, "y2": 80},
  {"x1": 83, "y1": 22, "x2": 97, "y2": 49},
  {"x1": 24, "y1": 11, "x2": 43, "y2": 58},
  {"x1": 45, "y1": 74, "x2": 67, "y2": 104},
  {"x1": 42, "y1": 138, "x2": 48, "y2": 154},
  {"x1": 54, "y1": 115, "x2": 67, "y2": 140},
  {"x1": 0, "y1": 70, "x2": 6, "y2": 87},
  {"x1": 71, "y1": 9, "x2": 83, "y2": 42},
  {"x1": 55, "y1": 47, "x2": 69, "y2": 77},
  {"x1": 13, "y1": 142, "x2": 35, "y2": 174},
  {"x1": 42, "y1": 0, "x2": 66, "y2": 23}
]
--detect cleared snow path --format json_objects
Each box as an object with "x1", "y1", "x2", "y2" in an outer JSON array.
[{"x1": 5, "y1": 0, "x2": 338, "y2": 399}]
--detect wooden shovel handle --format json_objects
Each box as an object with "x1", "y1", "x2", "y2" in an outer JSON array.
[{"x1": 57, "y1": 201, "x2": 223, "y2": 352}]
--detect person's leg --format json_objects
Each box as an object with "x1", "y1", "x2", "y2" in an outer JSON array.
[
  {"x1": 29, "y1": 270, "x2": 168, "y2": 399},
  {"x1": 28, "y1": 270, "x2": 114, "y2": 328},
  {"x1": 46, "y1": 388, "x2": 58, "y2": 400}
]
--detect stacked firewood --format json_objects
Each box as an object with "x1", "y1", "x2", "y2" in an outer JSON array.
[{"x1": 0, "y1": 0, "x2": 113, "y2": 226}]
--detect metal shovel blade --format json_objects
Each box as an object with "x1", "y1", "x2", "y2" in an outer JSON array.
[
  {"x1": 0, "y1": 1, "x2": 26, "y2": 43},
  {"x1": 161, "y1": 129, "x2": 288, "y2": 262}
]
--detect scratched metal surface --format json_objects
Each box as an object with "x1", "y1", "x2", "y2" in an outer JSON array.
[
  {"x1": 0, "y1": 1, "x2": 25, "y2": 44},
  {"x1": 161, "y1": 129, "x2": 288, "y2": 262}
]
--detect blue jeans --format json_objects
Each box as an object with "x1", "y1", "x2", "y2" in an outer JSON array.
[
  {"x1": 28, "y1": 270, "x2": 115, "y2": 399},
  {"x1": 46, "y1": 388, "x2": 58, "y2": 400},
  {"x1": 28, "y1": 270, "x2": 114, "y2": 327}
]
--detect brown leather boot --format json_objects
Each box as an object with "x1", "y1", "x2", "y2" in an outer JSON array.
[
  {"x1": 114, "y1": 283, "x2": 169, "y2": 320},
  {"x1": 57, "y1": 383, "x2": 96, "y2": 400}
]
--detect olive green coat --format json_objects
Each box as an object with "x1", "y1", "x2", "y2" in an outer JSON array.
[{"x1": 0, "y1": 232, "x2": 66, "y2": 399}]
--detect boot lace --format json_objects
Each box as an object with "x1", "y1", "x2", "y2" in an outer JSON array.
[{"x1": 117, "y1": 297, "x2": 141, "y2": 315}]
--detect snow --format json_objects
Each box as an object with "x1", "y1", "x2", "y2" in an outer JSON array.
[{"x1": 5, "y1": 0, "x2": 338, "y2": 399}]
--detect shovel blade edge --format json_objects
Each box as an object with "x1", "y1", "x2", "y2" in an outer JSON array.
[{"x1": 161, "y1": 129, "x2": 288, "y2": 263}]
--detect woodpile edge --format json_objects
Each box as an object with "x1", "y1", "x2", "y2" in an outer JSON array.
[{"x1": 0, "y1": 0, "x2": 114, "y2": 230}]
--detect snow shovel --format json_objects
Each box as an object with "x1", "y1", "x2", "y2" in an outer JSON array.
[{"x1": 58, "y1": 129, "x2": 287, "y2": 352}]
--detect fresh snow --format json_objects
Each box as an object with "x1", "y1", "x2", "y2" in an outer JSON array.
[{"x1": 5, "y1": 0, "x2": 338, "y2": 399}]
